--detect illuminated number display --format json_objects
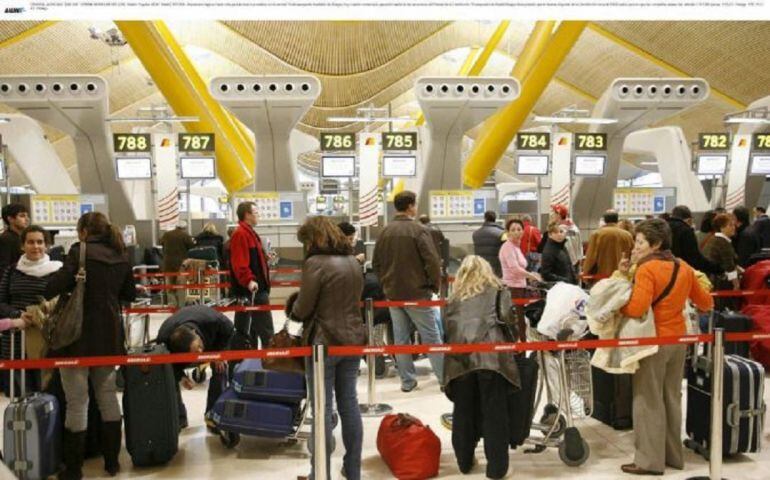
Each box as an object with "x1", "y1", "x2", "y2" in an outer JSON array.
[
  {"x1": 320, "y1": 133, "x2": 355, "y2": 151},
  {"x1": 753, "y1": 133, "x2": 770, "y2": 152},
  {"x1": 113, "y1": 133, "x2": 151, "y2": 153},
  {"x1": 574, "y1": 133, "x2": 607, "y2": 151},
  {"x1": 382, "y1": 132, "x2": 417, "y2": 151},
  {"x1": 699, "y1": 133, "x2": 730, "y2": 151},
  {"x1": 516, "y1": 132, "x2": 550, "y2": 151},
  {"x1": 178, "y1": 133, "x2": 215, "y2": 152}
]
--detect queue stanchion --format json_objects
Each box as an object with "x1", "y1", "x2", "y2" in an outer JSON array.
[
  {"x1": 312, "y1": 344, "x2": 328, "y2": 480},
  {"x1": 358, "y1": 298, "x2": 393, "y2": 417},
  {"x1": 687, "y1": 327, "x2": 727, "y2": 480}
]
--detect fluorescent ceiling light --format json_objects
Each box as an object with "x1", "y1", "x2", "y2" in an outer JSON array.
[
  {"x1": 724, "y1": 117, "x2": 770, "y2": 125},
  {"x1": 327, "y1": 116, "x2": 412, "y2": 123},
  {"x1": 533, "y1": 116, "x2": 618, "y2": 125},
  {"x1": 640, "y1": 162, "x2": 659, "y2": 166},
  {"x1": 106, "y1": 116, "x2": 199, "y2": 123}
]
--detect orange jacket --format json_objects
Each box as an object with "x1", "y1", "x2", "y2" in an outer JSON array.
[{"x1": 621, "y1": 259, "x2": 714, "y2": 337}]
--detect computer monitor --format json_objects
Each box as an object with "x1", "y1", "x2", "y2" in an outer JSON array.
[
  {"x1": 321, "y1": 155, "x2": 356, "y2": 178},
  {"x1": 516, "y1": 155, "x2": 549, "y2": 176},
  {"x1": 574, "y1": 155, "x2": 607, "y2": 177},
  {"x1": 180, "y1": 156, "x2": 216, "y2": 180},
  {"x1": 383, "y1": 155, "x2": 417, "y2": 177},
  {"x1": 750, "y1": 155, "x2": 770, "y2": 176},
  {"x1": 115, "y1": 157, "x2": 152, "y2": 180},
  {"x1": 696, "y1": 154, "x2": 728, "y2": 176}
]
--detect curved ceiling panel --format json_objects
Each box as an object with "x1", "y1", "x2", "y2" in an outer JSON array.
[
  {"x1": 598, "y1": 21, "x2": 770, "y2": 106},
  {"x1": 222, "y1": 21, "x2": 450, "y2": 75},
  {"x1": 0, "y1": 21, "x2": 45, "y2": 44}
]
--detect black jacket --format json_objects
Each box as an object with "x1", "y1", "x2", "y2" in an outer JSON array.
[
  {"x1": 472, "y1": 222, "x2": 505, "y2": 277},
  {"x1": 667, "y1": 218, "x2": 723, "y2": 275},
  {"x1": 0, "y1": 230, "x2": 21, "y2": 275},
  {"x1": 157, "y1": 305, "x2": 234, "y2": 353},
  {"x1": 195, "y1": 232, "x2": 224, "y2": 264},
  {"x1": 541, "y1": 238, "x2": 577, "y2": 284},
  {"x1": 754, "y1": 215, "x2": 770, "y2": 249},
  {"x1": 44, "y1": 236, "x2": 136, "y2": 358},
  {"x1": 733, "y1": 224, "x2": 762, "y2": 268}
]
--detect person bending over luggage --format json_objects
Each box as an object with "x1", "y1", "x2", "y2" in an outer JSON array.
[
  {"x1": 0, "y1": 225, "x2": 62, "y2": 395},
  {"x1": 289, "y1": 216, "x2": 364, "y2": 480},
  {"x1": 156, "y1": 305, "x2": 233, "y2": 431},
  {"x1": 617, "y1": 219, "x2": 713, "y2": 476},
  {"x1": 444, "y1": 255, "x2": 520, "y2": 480},
  {"x1": 540, "y1": 222, "x2": 578, "y2": 285},
  {"x1": 44, "y1": 212, "x2": 138, "y2": 480}
]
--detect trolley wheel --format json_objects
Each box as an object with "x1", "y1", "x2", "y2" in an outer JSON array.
[
  {"x1": 192, "y1": 368, "x2": 208, "y2": 384},
  {"x1": 219, "y1": 431, "x2": 240, "y2": 449},
  {"x1": 540, "y1": 414, "x2": 567, "y2": 438},
  {"x1": 558, "y1": 428, "x2": 589, "y2": 467}
]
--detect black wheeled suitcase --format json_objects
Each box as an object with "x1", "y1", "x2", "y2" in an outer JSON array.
[
  {"x1": 2, "y1": 330, "x2": 61, "y2": 480},
  {"x1": 122, "y1": 343, "x2": 179, "y2": 467},
  {"x1": 713, "y1": 311, "x2": 752, "y2": 358},
  {"x1": 590, "y1": 366, "x2": 633, "y2": 430},
  {"x1": 508, "y1": 354, "x2": 539, "y2": 448},
  {"x1": 685, "y1": 354, "x2": 766, "y2": 458}
]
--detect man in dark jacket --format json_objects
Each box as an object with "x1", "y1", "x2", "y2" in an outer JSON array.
[
  {"x1": 373, "y1": 190, "x2": 443, "y2": 392},
  {"x1": 667, "y1": 205, "x2": 723, "y2": 275},
  {"x1": 472, "y1": 211, "x2": 505, "y2": 277},
  {"x1": 754, "y1": 206, "x2": 770, "y2": 248},
  {"x1": 733, "y1": 206, "x2": 762, "y2": 267},
  {"x1": 540, "y1": 222, "x2": 578, "y2": 284},
  {"x1": 159, "y1": 222, "x2": 194, "y2": 307},
  {"x1": 0, "y1": 203, "x2": 29, "y2": 274},
  {"x1": 157, "y1": 305, "x2": 233, "y2": 430},
  {"x1": 419, "y1": 214, "x2": 448, "y2": 265},
  {"x1": 229, "y1": 202, "x2": 273, "y2": 349}
]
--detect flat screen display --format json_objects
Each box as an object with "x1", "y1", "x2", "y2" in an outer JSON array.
[
  {"x1": 180, "y1": 156, "x2": 216, "y2": 179},
  {"x1": 696, "y1": 154, "x2": 728, "y2": 176},
  {"x1": 383, "y1": 155, "x2": 416, "y2": 177},
  {"x1": 750, "y1": 155, "x2": 770, "y2": 176},
  {"x1": 574, "y1": 155, "x2": 606, "y2": 176},
  {"x1": 516, "y1": 155, "x2": 549, "y2": 176},
  {"x1": 115, "y1": 157, "x2": 152, "y2": 180},
  {"x1": 321, "y1": 155, "x2": 355, "y2": 178}
]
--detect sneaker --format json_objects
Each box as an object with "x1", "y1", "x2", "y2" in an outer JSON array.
[
  {"x1": 440, "y1": 413, "x2": 453, "y2": 431},
  {"x1": 401, "y1": 382, "x2": 418, "y2": 393}
]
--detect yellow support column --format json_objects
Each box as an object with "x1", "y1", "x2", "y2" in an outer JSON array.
[
  {"x1": 463, "y1": 21, "x2": 587, "y2": 188},
  {"x1": 117, "y1": 21, "x2": 255, "y2": 193},
  {"x1": 510, "y1": 21, "x2": 556, "y2": 80}
]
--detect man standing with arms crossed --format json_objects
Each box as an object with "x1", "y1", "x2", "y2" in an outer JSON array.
[
  {"x1": 229, "y1": 202, "x2": 273, "y2": 350},
  {"x1": 374, "y1": 191, "x2": 443, "y2": 392}
]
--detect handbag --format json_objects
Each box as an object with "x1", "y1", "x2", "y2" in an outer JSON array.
[
  {"x1": 43, "y1": 241, "x2": 86, "y2": 351},
  {"x1": 377, "y1": 413, "x2": 441, "y2": 480},
  {"x1": 263, "y1": 321, "x2": 305, "y2": 374}
]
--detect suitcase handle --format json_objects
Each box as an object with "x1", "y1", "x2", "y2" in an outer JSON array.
[{"x1": 726, "y1": 402, "x2": 767, "y2": 428}]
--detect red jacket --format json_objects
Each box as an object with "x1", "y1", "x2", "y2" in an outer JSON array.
[
  {"x1": 521, "y1": 221, "x2": 542, "y2": 254},
  {"x1": 229, "y1": 221, "x2": 270, "y2": 295}
]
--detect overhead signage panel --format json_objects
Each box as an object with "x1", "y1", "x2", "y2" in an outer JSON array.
[
  {"x1": 382, "y1": 132, "x2": 417, "y2": 151},
  {"x1": 178, "y1": 133, "x2": 215, "y2": 152},
  {"x1": 516, "y1": 132, "x2": 550, "y2": 151},
  {"x1": 113, "y1": 133, "x2": 151, "y2": 153},
  {"x1": 574, "y1": 133, "x2": 607, "y2": 151},
  {"x1": 753, "y1": 133, "x2": 770, "y2": 152},
  {"x1": 698, "y1": 132, "x2": 730, "y2": 151},
  {"x1": 320, "y1": 133, "x2": 355, "y2": 152}
]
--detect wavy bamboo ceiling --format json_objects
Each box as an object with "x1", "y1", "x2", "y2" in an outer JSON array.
[{"x1": 0, "y1": 20, "x2": 768, "y2": 184}]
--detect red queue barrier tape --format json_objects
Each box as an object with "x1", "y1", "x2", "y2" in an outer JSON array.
[
  {"x1": 0, "y1": 333, "x2": 721, "y2": 371},
  {"x1": 710, "y1": 290, "x2": 759, "y2": 298},
  {"x1": 134, "y1": 269, "x2": 295, "y2": 279},
  {"x1": 143, "y1": 283, "x2": 231, "y2": 291}
]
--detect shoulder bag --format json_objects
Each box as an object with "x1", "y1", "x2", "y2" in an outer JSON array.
[{"x1": 44, "y1": 241, "x2": 86, "y2": 351}]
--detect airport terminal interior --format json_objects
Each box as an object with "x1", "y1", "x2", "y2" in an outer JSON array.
[{"x1": 0, "y1": 19, "x2": 768, "y2": 479}]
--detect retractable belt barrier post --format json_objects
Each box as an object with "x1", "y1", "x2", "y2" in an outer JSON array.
[
  {"x1": 312, "y1": 344, "x2": 328, "y2": 480},
  {"x1": 687, "y1": 327, "x2": 727, "y2": 480},
  {"x1": 358, "y1": 298, "x2": 393, "y2": 417}
]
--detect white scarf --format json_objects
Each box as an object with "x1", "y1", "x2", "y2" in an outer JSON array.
[{"x1": 15, "y1": 254, "x2": 63, "y2": 278}]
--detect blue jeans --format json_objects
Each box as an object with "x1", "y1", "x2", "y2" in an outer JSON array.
[
  {"x1": 306, "y1": 355, "x2": 362, "y2": 480},
  {"x1": 389, "y1": 306, "x2": 444, "y2": 388}
]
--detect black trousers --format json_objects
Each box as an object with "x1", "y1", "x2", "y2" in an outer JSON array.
[
  {"x1": 230, "y1": 291, "x2": 275, "y2": 350},
  {"x1": 451, "y1": 370, "x2": 511, "y2": 480}
]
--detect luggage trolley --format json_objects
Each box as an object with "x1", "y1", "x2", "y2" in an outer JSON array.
[{"x1": 523, "y1": 297, "x2": 592, "y2": 466}]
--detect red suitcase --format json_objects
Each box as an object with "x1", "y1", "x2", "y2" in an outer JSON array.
[
  {"x1": 377, "y1": 414, "x2": 440, "y2": 480},
  {"x1": 742, "y1": 304, "x2": 770, "y2": 368},
  {"x1": 742, "y1": 260, "x2": 770, "y2": 305}
]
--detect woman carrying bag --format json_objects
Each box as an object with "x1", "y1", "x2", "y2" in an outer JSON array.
[
  {"x1": 444, "y1": 255, "x2": 520, "y2": 480},
  {"x1": 289, "y1": 216, "x2": 364, "y2": 480},
  {"x1": 44, "y1": 212, "x2": 137, "y2": 480}
]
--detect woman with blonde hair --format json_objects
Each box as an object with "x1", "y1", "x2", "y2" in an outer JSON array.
[
  {"x1": 195, "y1": 222, "x2": 224, "y2": 265},
  {"x1": 290, "y1": 215, "x2": 364, "y2": 480},
  {"x1": 444, "y1": 255, "x2": 521, "y2": 479}
]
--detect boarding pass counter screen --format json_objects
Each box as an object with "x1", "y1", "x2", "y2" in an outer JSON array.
[
  {"x1": 116, "y1": 157, "x2": 152, "y2": 180},
  {"x1": 321, "y1": 155, "x2": 356, "y2": 178}
]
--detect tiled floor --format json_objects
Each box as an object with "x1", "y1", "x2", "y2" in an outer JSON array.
[{"x1": 2, "y1": 311, "x2": 769, "y2": 479}]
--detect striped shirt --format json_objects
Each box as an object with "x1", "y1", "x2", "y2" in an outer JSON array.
[{"x1": 0, "y1": 267, "x2": 55, "y2": 318}]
